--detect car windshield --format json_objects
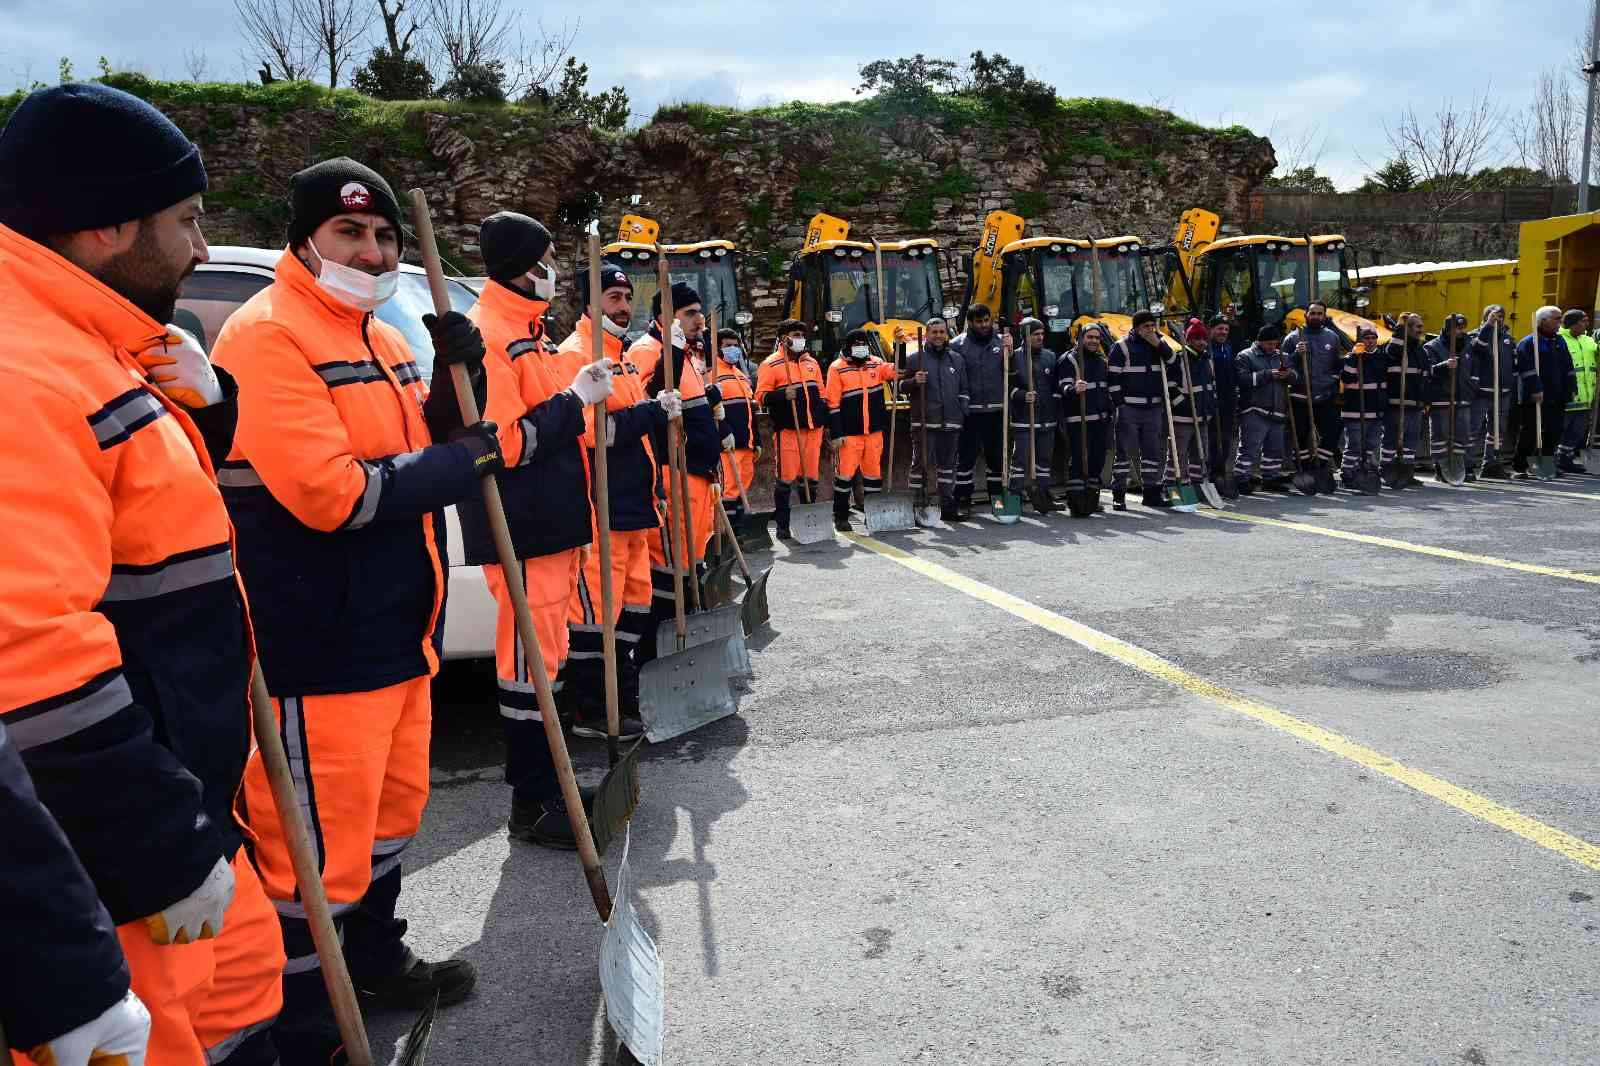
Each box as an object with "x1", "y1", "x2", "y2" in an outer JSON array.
[
  {"x1": 824, "y1": 251, "x2": 941, "y2": 332},
  {"x1": 375, "y1": 272, "x2": 479, "y2": 383}
]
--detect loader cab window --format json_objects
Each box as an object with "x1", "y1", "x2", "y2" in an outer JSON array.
[
  {"x1": 668, "y1": 248, "x2": 742, "y2": 329},
  {"x1": 1255, "y1": 246, "x2": 1302, "y2": 326},
  {"x1": 1204, "y1": 250, "x2": 1257, "y2": 323},
  {"x1": 1094, "y1": 246, "x2": 1150, "y2": 316}
]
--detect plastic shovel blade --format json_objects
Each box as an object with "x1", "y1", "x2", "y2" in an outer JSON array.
[
  {"x1": 639, "y1": 636, "x2": 737, "y2": 743},
  {"x1": 600, "y1": 830, "x2": 665, "y2": 1066},
  {"x1": 992, "y1": 490, "x2": 1023, "y2": 524},
  {"x1": 1536, "y1": 455, "x2": 1558, "y2": 480},
  {"x1": 739, "y1": 566, "x2": 771, "y2": 634},
  {"x1": 864, "y1": 492, "x2": 916, "y2": 533},
  {"x1": 1176, "y1": 483, "x2": 1201, "y2": 507},
  {"x1": 788, "y1": 501, "x2": 835, "y2": 546}
]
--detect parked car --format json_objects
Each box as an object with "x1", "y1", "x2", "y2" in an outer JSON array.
[{"x1": 176, "y1": 246, "x2": 496, "y2": 660}]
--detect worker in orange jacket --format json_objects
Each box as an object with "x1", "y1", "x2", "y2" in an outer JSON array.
[
  {"x1": 629, "y1": 282, "x2": 723, "y2": 650},
  {"x1": 755, "y1": 319, "x2": 828, "y2": 539},
  {"x1": 0, "y1": 83, "x2": 284, "y2": 1066},
  {"x1": 212, "y1": 158, "x2": 499, "y2": 1061},
  {"x1": 711, "y1": 326, "x2": 761, "y2": 527},
  {"x1": 825, "y1": 328, "x2": 899, "y2": 532},
  {"x1": 467, "y1": 211, "x2": 615, "y2": 849},
  {"x1": 552, "y1": 263, "x2": 680, "y2": 744}
]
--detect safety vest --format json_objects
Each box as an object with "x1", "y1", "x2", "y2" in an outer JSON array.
[
  {"x1": 1559, "y1": 327, "x2": 1597, "y2": 412},
  {"x1": 0, "y1": 223, "x2": 252, "y2": 926}
]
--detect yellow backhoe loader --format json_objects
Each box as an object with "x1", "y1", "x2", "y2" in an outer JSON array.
[{"x1": 602, "y1": 213, "x2": 753, "y2": 346}]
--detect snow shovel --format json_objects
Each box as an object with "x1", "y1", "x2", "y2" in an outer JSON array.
[
  {"x1": 865, "y1": 331, "x2": 916, "y2": 532},
  {"x1": 1532, "y1": 336, "x2": 1558, "y2": 480},
  {"x1": 912, "y1": 326, "x2": 945, "y2": 528},
  {"x1": 715, "y1": 498, "x2": 772, "y2": 634},
  {"x1": 1063, "y1": 353, "x2": 1094, "y2": 517},
  {"x1": 1440, "y1": 339, "x2": 1467, "y2": 485},
  {"x1": 993, "y1": 333, "x2": 1023, "y2": 523},
  {"x1": 1283, "y1": 381, "x2": 1320, "y2": 495},
  {"x1": 600, "y1": 829, "x2": 665, "y2": 1066},
  {"x1": 414, "y1": 194, "x2": 658, "y2": 1059},
  {"x1": 1354, "y1": 350, "x2": 1382, "y2": 495},
  {"x1": 640, "y1": 257, "x2": 742, "y2": 735},
  {"x1": 391, "y1": 994, "x2": 438, "y2": 1066},
  {"x1": 1176, "y1": 343, "x2": 1226, "y2": 508},
  {"x1": 1157, "y1": 353, "x2": 1199, "y2": 511},
  {"x1": 784, "y1": 388, "x2": 835, "y2": 545},
  {"x1": 1382, "y1": 338, "x2": 1415, "y2": 489},
  {"x1": 1296, "y1": 345, "x2": 1337, "y2": 493}
]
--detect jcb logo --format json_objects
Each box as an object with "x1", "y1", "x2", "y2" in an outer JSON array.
[
  {"x1": 1179, "y1": 224, "x2": 1194, "y2": 251},
  {"x1": 982, "y1": 229, "x2": 999, "y2": 256}
]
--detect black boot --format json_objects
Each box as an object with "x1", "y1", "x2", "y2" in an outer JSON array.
[
  {"x1": 834, "y1": 511, "x2": 853, "y2": 533},
  {"x1": 1112, "y1": 485, "x2": 1127, "y2": 511},
  {"x1": 509, "y1": 787, "x2": 598, "y2": 850},
  {"x1": 572, "y1": 708, "x2": 643, "y2": 741},
  {"x1": 1142, "y1": 485, "x2": 1172, "y2": 508},
  {"x1": 357, "y1": 949, "x2": 477, "y2": 1010},
  {"x1": 1237, "y1": 477, "x2": 1256, "y2": 495},
  {"x1": 1031, "y1": 489, "x2": 1058, "y2": 514},
  {"x1": 1480, "y1": 462, "x2": 1509, "y2": 479}
]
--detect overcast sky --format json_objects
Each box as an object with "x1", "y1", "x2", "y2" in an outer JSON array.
[{"x1": 1, "y1": 0, "x2": 1592, "y2": 188}]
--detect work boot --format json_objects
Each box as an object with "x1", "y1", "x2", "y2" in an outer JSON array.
[
  {"x1": 1480, "y1": 462, "x2": 1509, "y2": 479},
  {"x1": 1465, "y1": 469, "x2": 1478, "y2": 482},
  {"x1": 1237, "y1": 477, "x2": 1256, "y2": 496},
  {"x1": 509, "y1": 787, "x2": 598, "y2": 851},
  {"x1": 1263, "y1": 476, "x2": 1288, "y2": 492},
  {"x1": 1141, "y1": 485, "x2": 1171, "y2": 508},
  {"x1": 956, "y1": 498, "x2": 974, "y2": 521},
  {"x1": 357, "y1": 948, "x2": 476, "y2": 1010},
  {"x1": 1111, "y1": 485, "x2": 1127, "y2": 511},
  {"x1": 775, "y1": 524, "x2": 793, "y2": 541},
  {"x1": 1030, "y1": 489, "x2": 1056, "y2": 514},
  {"x1": 939, "y1": 500, "x2": 961, "y2": 523},
  {"x1": 572, "y1": 709, "x2": 643, "y2": 741},
  {"x1": 1558, "y1": 458, "x2": 1586, "y2": 474},
  {"x1": 833, "y1": 513, "x2": 853, "y2": 533}
]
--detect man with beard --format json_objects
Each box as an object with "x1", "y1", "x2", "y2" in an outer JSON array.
[
  {"x1": 825, "y1": 328, "x2": 899, "y2": 531},
  {"x1": 1057, "y1": 323, "x2": 1112, "y2": 514},
  {"x1": 1234, "y1": 324, "x2": 1297, "y2": 493},
  {"x1": 1382, "y1": 313, "x2": 1427, "y2": 486},
  {"x1": 905, "y1": 316, "x2": 970, "y2": 521},
  {"x1": 1513, "y1": 305, "x2": 1578, "y2": 477},
  {"x1": 1109, "y1": 310, "x2": 1180, "y2": 508},
  {"x1": 951, "y1": 303, "x2": 1007, "y2": 518},
  {"x1": 1422, "y1": 314, "x2": 1477, "y2": 482},
  {"x1": 1467, "y1": 305, "x2": 1517, "y2": 479},
  {"x1": 0, "y1": 82, "x2": 286, "y2": 1066},
  {"x1": 1008, "y1": 318, "x2": 1060, "y2": 514},
  {"x1": 213, "y1": 158, "x2": 496, "y2": 1061},
  {"x1": 1282, "y1": 301, "x2": 1349, "y2": 472}
]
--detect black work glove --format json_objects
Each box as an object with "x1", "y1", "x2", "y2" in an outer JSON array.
[
  {"x1": 423, "y1": 311, "x2": 485, "y2": 369},
  {"x1": 452, "y1": 420, "x2": 504, "y2": 479},
  {"x1": 423, "y1": 358, "x2": 488, "y2": 443}
]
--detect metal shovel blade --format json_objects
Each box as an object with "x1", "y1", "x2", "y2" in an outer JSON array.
[
  {"x1": 864, "y1": 492, "x2": 916, "y2": 533},
  {"x1": 737, "y1": 516, "x2": 773, "y2": 554},
  {"x1": 788, "y1": 501, "x2": 835, "y2": 546},
  {"x1": 1315, "y1": 463, "x2": 1337, "y2": 494},
  {"x1": 913, "y1": 501, "x2": 944, "y2": 528},
  {"x1": 1293, "y1": 469, "x2": 1319, "y2": 495},
  {"x1": 739, "y1": 566, "x2": 772, "y2": 634},
  {"x1": 639, "y1": 635, "x2": 737, "y2": 743},
  {"x1": 600, "y1": 829, "x2": 665, "y2": 1066},
  {"x1": 700, "y1": 555, "x2": 737, "y2": 609},
  {"x1": 388, "y1": 995, "x2": 438, "y2": 1066},
  {"x1": 1199, "y1": 479, "x2": 1226, "y2": 509},
  {"x1": 1536, "y1": 455, "x2": 1558, "y2": 480},
  {"x1": 1441, "y1": 454, "x2": 1467, "y2": 486},
  {"x1": 656, "y1": 605, "x2": 752, "y2": 687},
  {"x1": 589, "y1": 739, "x2": 643, "y2": 859},
  {"x1": 992, "y1": 489, "x2": 1023, "y2": 524},
  {"x1": 1356, "y1": 463, "x2": 1382, "y2": 496}
]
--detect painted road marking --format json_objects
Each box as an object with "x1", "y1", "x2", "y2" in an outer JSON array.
[
  {"x1": 845, "y1": 531, "x2": 1600, "y2": 873},
  {"x1": 1451, "y1": 479, "x2": 1600, "y2": 504},
  {"x1": 1195, "y1": 509, "x2": 1600, "y2": 586}
]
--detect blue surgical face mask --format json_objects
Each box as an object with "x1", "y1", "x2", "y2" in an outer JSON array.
[{"x1": 721, "y1": 345, "x2": 744, "y2": 363}]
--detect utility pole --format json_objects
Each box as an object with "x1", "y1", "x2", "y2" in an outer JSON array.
[{"x1": 1582, "y1": 0, "x2": 1600, "y2": 211}]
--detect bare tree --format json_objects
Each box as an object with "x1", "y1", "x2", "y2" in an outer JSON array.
[
  {"x1": 1382, "y1": 84, "x2": 1506, "y2": 229},
  {"x1": 1267, "y1": 120, "x2": 1327, "y2": 177},
  {"x1": 235, "y1": 0, "x2": 315, "y2": 81},
  {"x1": 376, "y1": 0, "x2": 422, "y2": 59},
  {"x1": 183, "y1": 46, "x2": 211, "y2": 82},
  {"x1": 424, "y1": 0, "x2": 511, "y2": 81},
  {"x1": 295, "y1": 0, "x2": 374, "y2": 87},
  {"x1": 504, "y1": 19, "x2": 578, "y2": 99},
  {"x1": 1513, "y1": 67, "x2": 1581, "y2": 183}
]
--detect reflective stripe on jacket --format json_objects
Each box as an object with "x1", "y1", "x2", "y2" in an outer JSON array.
[
  {"x1": 755, "y1": 351, "x2": 828, "y2": 429},
  {"x1": 1283, "y1": 325, "x2": 1347, "y2": 403},
  {"x1": 214, "y1": 249, "x2": 477, "y2": 695},
  {"x1": 1008, "y1": 345, "x2": 1059, "y2": 429},
  {"x1": 825, "y1": 356, "x2": 896, "y2": 439},
  {"x1": 904, "y1": 343, "x2": 969, "y2": 430},
  {"x1": 712, "y1": 360, "x2": 758, "y2": 451},
  {"x1": 464, "y1": 280, "x2": 590, "y2": 564},
  {"x1": 1057, "y1": 347, "x2": 1111, "y2": 424},
  {"x1": 1559, "y1": 327, "x2": 1597, "y2": 412},
  {"x1": 1236, "y1": 343, "x2": 1298, "y2": 420},
  {"x1": 1514, "y1": 331, "x2": 1577, "y2": 406},
  {"x1": 0, "y1": 223, "x2": 250, "y2": 925}
]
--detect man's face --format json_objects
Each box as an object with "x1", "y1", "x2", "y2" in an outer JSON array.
[
  {"x1": 304, "y1": 213, "x2": 398, "y2": 275},
  {"x1": 1489, "y1": 309, "x2": 1504, "y2": 327},
  {"x1": 1082, "y1": 332, "x2": 1102, "y2": 354},
  {"x1": 97, "y1": 193, "x2": 209, "y2": 324},
  {"x1": 1578, "y1": 315, "x2": 1592, "y2": 335},
  {"x1": 1306, "y1": 305, "x2": 1327, "y2": 329},
  {"x1": 1260, "y1": 339, "x2": 1280, "y2": 355},
  {"x1": 925, "y1": 321, "x2": 949, "y2": 346},
  {"x1": 968, "y1": 314, "x2": 993, "y2": 340},
  {"x1": 1539, "y1": 316, "x2": 1559, "y2": 336},
  {"x1": 783, "y1": 328, "x2": 807, "y2": 351},
  {"x1": 598, "y1": 287, "x2": 632, "y2": 330},
  {"x1": 1136, "y1": 322, "x2": 1159, "y2": 344},
  {"x1": 1028, "y1": 329, "x2": 1044, "y2": 351},
  {"x1": 1406, "y1": 316, "x2": 1424, "y2": 340},
  {"x1": 674, "y1": 304, "x2": 704, "y2": 339}
]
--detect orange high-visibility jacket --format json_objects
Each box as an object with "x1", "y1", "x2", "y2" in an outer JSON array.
[
  {"x1": 711, "y1": 358, "x2": 759, "y2": 451},
  {"x1": 213, "y1": 250, "x2": 480, "y2": 695},
  {"x1": 631, "y1": 330, "x2": 721, "y2": 480},
  {"x1": 554, "y1": 317, "x2": 667, "y2": 531},
  {"x1": 0, "y1": 223, "x2": 253, "y2": 929},
  {"x1": 824, "y1": 356, "x2": 897, "y2": 440},
  {"x1": 756, "y1": 350, "x2": 828, "y2": 430},
  {"x1": 465, "y1": 280, "x2": 590, "y2": 563}
]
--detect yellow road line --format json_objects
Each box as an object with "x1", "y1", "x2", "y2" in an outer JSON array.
[
  {"x1": 843, "y1": 531, "x2": 1600, "y2": 873},
  {"x1": 1454, "y1": 479, "x2": 1600, "y2": 504},
  {"x1": 1194, "y1": 509, "x2": 1600, "y2": 586}
]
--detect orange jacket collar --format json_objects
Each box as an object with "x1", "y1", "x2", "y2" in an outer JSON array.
[
  {"x1": 571, "y1": 313, "x2": 625, "y2": 360},
  {"x1": 274, "y1": 246, "x2": 371, "y2": 324},
  {"x1": 476, "y1": 278, "x2": 549, "y2": 335},
  {"x1": 0, "y1": 223, "x2": 168, "y2": 354}
]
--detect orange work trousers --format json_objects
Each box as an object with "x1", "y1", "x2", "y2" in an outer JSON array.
[
  {"x1": 650, "y1": 473, "x2": 719, "y2": 569},
  {"x1": 113, "y1": 848, "x2": 283, "y2": 1066},
  {"x1": 484, "y1": 547, "x2": 581, "y2": 715},
  {"x1": 776, "y1": 427, "x2": 823, "y2": 483},
  {"x1": 570, "y1": 526, "x2": 654, "y2": 638},
  {"x1": 833, "y1": 432, "x2": 884, "y2": 493},
  {"x1": 244, "y1": 676, "x2": 431, "y2": 914},
  {"x1": 720, "y1": 448, "x2": 756, "y2": 502}
]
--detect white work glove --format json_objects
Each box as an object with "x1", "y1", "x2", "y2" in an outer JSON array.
[
  {"x1": 722, "y1": 433, "x2": 736, "y2": 452},
  {"x1": 28, "y1": 989, "x2": 151, "y2": 1066},
  {"x1": 144, "y1": 855, "x2": 234, "y2": 945},
  {"x1": 137, "y1": 325, "x2": 222, "y2": 408},
  {"x1": 657, "y1": 389, "x2": 683, "y2": 420},
  {"x1": 568, "y1": 358, "x2": 614, "y2": 406}
]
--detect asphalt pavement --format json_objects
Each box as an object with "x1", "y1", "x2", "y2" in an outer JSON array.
[{"x1": 383, "y1": 474, "x2": 1599, "y2": 1066}]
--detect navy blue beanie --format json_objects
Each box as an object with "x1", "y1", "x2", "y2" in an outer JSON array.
[
  {"x1": 0, "y1": 82, "x2": 206, "y2": 239},
  {"x1": 286, "y1": 157, "x2": 404, "y2": 255}
]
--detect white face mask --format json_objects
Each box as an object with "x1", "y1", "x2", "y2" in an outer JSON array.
[
  {"x1": 308, "y1": 238, "x2": 398, "y2": 312},
  {"x1": 849, "y1": 345, "x2": 870, "y2": 360},
  {"x1": 671, "y1": 320, "x2": 687, "y2": 348},
  {"x1": 601, "y1": 314, "x2": 628, "y2": 339},
  {"x1": 528, "y1": 262, "x2": 557, "y2": 301},
  {"x1": 787, "y1": 336, "x2": 807, "y2": 354},
  {"x1": 721, "y1": 345, "x2": 744, "y2": 363}
]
